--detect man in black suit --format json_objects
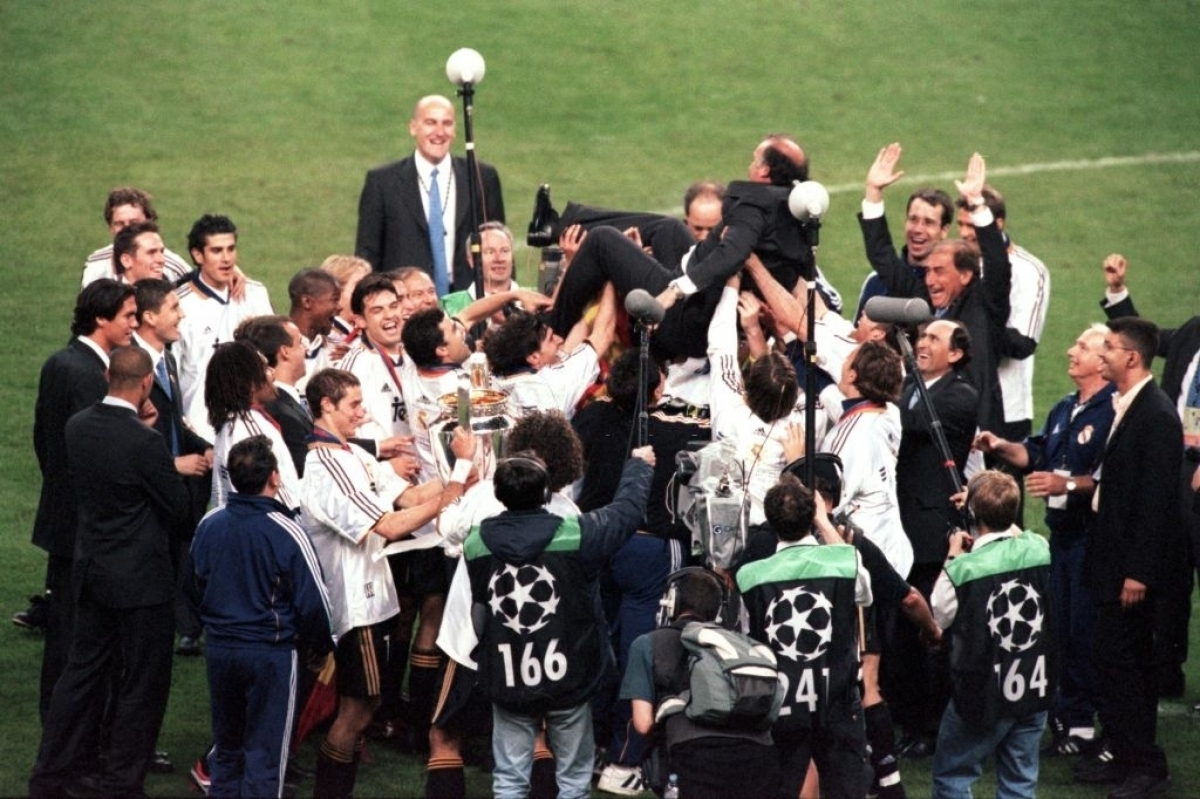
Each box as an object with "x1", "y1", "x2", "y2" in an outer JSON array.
[
  {"x1": 31, "y1": 279, "x2": 138, "y2": 719},
  {"x1": 236, "y1": 314, "x2": 313, "y2": 475},
  {"x1": 888, "y1": 319, "x2": 979, "y2": 757},
  {"x1": 1100, "y1": 253, "x2": 1200, "y2": 699},
  {"x1": 235, "y1": 314, "x2": 383, "y2": 477},
  {"x1": 29, "y1": 346, "x2": 190, "y2": 799},
  {"x1": 859, "y1": 146, "x2": 1014, "y2": 434},
  {"x1": 546, "y1": 133, "x2": 815, "y2": 360},
  {"x1": 355, "y1": 94, "x2": 506, "y2": 294},
  {"x1": 133, "y1": 278, "x2": 214, "y2": 655},
  {"x1": 1073, "y1": 317, "x2": 1182, "y2": 798}
]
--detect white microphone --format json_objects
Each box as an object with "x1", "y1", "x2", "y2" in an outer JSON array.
[{"x1": 788, "y1": 180, "x2": 831, "y2": 221}]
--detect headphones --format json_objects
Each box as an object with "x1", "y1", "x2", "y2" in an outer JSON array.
[
  {"x1": 499, "y1": 455, "x2": 552, "y2": 506},
  {"x1": 963, "y1": 471, "x2": 1007, "y2": 532},
  {"x1": 658, "y1": 566, "x2": 729, "y2": 628}
]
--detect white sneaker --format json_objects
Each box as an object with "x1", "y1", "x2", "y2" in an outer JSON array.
[{"x1": 598, "y1": 763, "x2": 647, "y2": 796}]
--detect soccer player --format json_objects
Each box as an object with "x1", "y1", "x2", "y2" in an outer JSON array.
[
  {"x1": 81, "y1": 187, "x2": 191, "y2": 286},
  {"x1": 300, "y1": 368, "x2": 474, "y2": 798},
  {"x1": 176, "y1": 214, "x2": 274, "y2": 441}
]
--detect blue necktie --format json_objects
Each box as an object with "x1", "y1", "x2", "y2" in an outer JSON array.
[
  {"x1": 155, "y1": 356, "x2": 181, "y2": 456},
  {"x1": 428, "y1": 167, "x2": 449, "y2": 297},
  {"x1": 155, "y1": 356, "x2": 172, "y2": 400}
]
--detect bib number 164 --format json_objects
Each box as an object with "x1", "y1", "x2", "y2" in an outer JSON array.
[{"x1": 994, "y1": 655, "x2": 1047, "y2": 701}]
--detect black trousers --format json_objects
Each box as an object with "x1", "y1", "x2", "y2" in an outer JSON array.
[
  {"x1": 558, "y1": 202, "x2": 696, "y2": 271},
  {"x1": 39, "y1": 553, "x2": 74, "y2": 722},
  {"x1": 1092, "y1": 597, "x2": 1168, "y2": 778},
  {"x1": 1151, "y1": 453, "x2": 1200, "y2": 691},
  {"x1": 879, "y1": 561, "x2": 950, "y2": 739},
  {"x1": 773, "y1": 700, "x2": 872, "y2": 799},
  {"x1": 29, "y1": 591, "x2": 174, "y2": 798},
  {"x1": 547, "y1": 226, "x2": 723, "y2": 360}
]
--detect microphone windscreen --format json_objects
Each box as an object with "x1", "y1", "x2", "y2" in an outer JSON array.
[
  {"x1": 625, "y1": 288, "x2": 666, "y2": 324},
  {"x1": 862, "y1": 296, "x2": 933, "y2": 325},
  {"x1": 788, "y1": 181, "x2": 831, "y2": 221}
]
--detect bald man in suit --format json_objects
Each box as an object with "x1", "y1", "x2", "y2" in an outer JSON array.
[{"x1": 355, "y1": 94, "x2": 505, "y2": 293}]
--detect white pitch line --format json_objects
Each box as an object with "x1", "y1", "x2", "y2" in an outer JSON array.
[
  {"x1": 640, "y1": 150, "x2": 1200, "y2": 217},
  {"x1": 820, "y1": 150, "x2": 1200, "y2": 195}
]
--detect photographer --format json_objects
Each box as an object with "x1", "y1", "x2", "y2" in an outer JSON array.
[{"x1": 930, "y1": 470, "x2": 1055, "y2": 798}]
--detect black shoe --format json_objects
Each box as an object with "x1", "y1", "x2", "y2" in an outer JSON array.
[
  {"x1": 65, "y1": 775, "x2": 147, "y2": 799},
  {"x1": 1074, "y1": 739, "x2": 1114, "y2": 775},
  {"x1": 1157, "y1": 669, "x2": 1185, "y2": 699},
  {"x1": 1076, "y1": 761, "x2": 1126, "y2": 785},
  {"x1": 526, "y1": 184, "x2": 559, "y2": 247},
  {"x1": 1108, "y1": 772, "x2": 1170, "y2": 798},
  {"x1": 147, "y1": 750, "x2": 173, "y2": 774},
  {"x1": 285, "y1": 759, "x2": 314, "y2": 782},
  {"x1": 895, "y1": 733, "x2": 933, "y2": 759},
  {"x1": 12, "y1": 594, "x2": 48, "y2": 630},
  {"x1": 175, "y1": 635, "x2": 201, "y2": 656}
]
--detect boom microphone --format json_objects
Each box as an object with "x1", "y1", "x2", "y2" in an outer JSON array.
[
  {"x1": 862, "y1": 296, "x2": 933, "y2": 325},
  {"x1": 625, "y1": 288, "x2": 666, "y2": 324},
  {"x1": 788, "y1": 180, "x2": 831, "y2": 221}
]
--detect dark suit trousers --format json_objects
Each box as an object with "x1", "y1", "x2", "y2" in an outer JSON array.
[
  {"x1": 880, "y1": 561, "x2": 950, "y2": 738},
  {"x1": 547, "y1": 226, "x2": 722, "y2": 360},
  {"x1": 39, "y1": 554, "x2": 74, "y2": 722},
  {"x1": 1092, "y1": 598, "x2": 1168, "y2": 778},
  {"x1": 558, "y1": 203, "x2": 696, "y2": 271},
  {"x1": 30, "y1": 592, "x2": 175, "y2": 797},
  {"x1": 1153, "y1": 453, "x2": 1200, "y2": 689}
]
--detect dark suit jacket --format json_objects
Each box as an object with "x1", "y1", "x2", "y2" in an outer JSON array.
[
  {"x1": 860, "y1": 212, "x2": 1012, "y2": 432},
  {"x1": 1089, "y1": 380, "x2": 1183, "y2": 602},
  {"x1": 897, "y1": 370, "x2": 979, "y2": 565},
  {"x1": 138, "y1": 342, "x2": 213, "y2": 533},
  {"x1": 1103, "y1": 296, "x2": 1200, "y2": 404},
  {"x1": 65, "y1": 402, "x2": 190, "y2": 608},
  {"x1": 355, "y1": 154, "x2": 505, "y2": 290},
  {"x1": 32, "y1": 339, "x2": 109, "y2": 557},
  {"x1": 687, "y1": 180, "x2": 814, "y2": 293},
  {"x1": 265, "y1": 389, "x2": 313, "y2": 477},
  {"x1": 265, "y1": 386, "x2": 377, "y2": 477}
]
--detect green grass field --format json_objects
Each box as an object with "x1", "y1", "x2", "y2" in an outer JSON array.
[{"x1": 2, "y1": 1, "x2": 1199, "y2": 795}]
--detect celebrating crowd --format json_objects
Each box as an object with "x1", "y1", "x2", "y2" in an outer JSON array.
[{"x1": 20, "y1": 91, "x2": 1200, "y2": 799}]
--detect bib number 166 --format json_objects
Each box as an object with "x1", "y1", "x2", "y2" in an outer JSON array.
[{"x1": 498, "y1": 640, "x2": 567, "y2": 688}]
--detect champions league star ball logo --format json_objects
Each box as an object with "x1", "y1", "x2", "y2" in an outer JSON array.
[
  {"x1": 986, "y1": 579, "x2": 1045, "y2": 653},
  {"x1": 764, "y1": 587, "x2": 834, "y2": 662},
  {"x1": 488, "y1": 564, "x2": 560, "y2": 635}
]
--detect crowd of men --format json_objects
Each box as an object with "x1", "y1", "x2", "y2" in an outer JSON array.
[{"x1": 20, "y1": 90, "x2": 1200, "y2": 799}]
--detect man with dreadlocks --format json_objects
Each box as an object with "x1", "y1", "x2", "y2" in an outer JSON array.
[{"x1": 205, "y1": 340, "x2": 299, "y2": 511}]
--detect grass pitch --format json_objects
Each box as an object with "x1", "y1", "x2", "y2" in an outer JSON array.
[{"x1": 1, "y1": 1, "x2": 1198, "y2": 795}]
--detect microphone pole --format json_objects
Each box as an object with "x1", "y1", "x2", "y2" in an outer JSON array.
[
  {"x1": 788, "y1": 179, "x2": 830, "y2": 492},
  {"x1": 894, "y1": 330, "x2": 965, "y2": 499},
  {"x1": 635, "y1": 318, "x2": 651, "y2": 449},
  {"x1": 446, "y1": 48, "x2": 487, "y2": 302},
  {"x1": 624, "y1": 289, "x2": 664, "y2": 450},
  {"x1": 802, "y1": 218, "x2": 821, "y2": 491},
  {"x1": 456, "y1": 80, "x2": 484, "y2": 301}
]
